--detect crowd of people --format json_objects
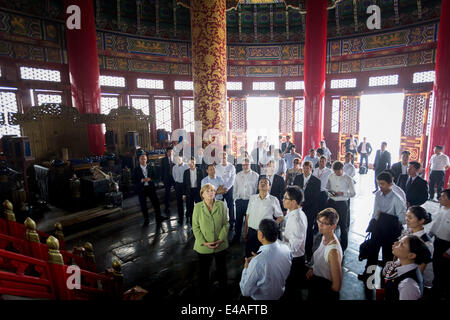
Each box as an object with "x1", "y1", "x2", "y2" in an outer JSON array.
[{"x1": 132, "y1": 136, "x2": 450, "y2": 301}]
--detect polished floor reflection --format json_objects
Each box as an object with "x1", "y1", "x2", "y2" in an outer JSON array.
[{"x1": 40, "y1": 170, "x2": 440, "y2": 300}]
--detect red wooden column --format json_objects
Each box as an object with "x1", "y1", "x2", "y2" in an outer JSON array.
[
  {"x1": 302, "y1": 0, "x2": 328, "y2": 157},
  {"x1": 64, "y1": 0, "x2": 104, "y2": 155},
  {"x1": 427, "y1": 0, "x2": 450, "y2": 186},
  {"x1": 191, "y1": 0, "x2": 227, "y2": 146}
]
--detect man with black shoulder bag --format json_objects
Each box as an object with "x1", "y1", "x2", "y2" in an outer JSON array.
[{"x1": 358, "y1": 172, "x2": 406, "y2": 282}]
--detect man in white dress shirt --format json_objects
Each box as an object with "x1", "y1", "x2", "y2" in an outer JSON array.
[
  {"x1": 240, "y1": 219, "x2": 292, "y2": 300},
  {"x1": 232, "y1": 158, "x2": 259, "y2": 244},
  {"x1": 244, "y1": 177, "x2": 284, "y2": 257},
  {"x1": 215, "y1": 152, "x2": 237, "y2": 230},
  {"x1": 281, "y1": 186, "x2": 308, "y2": 301},
  {"x1": 172, "y1": 155, "x2": 189, "y2": 223},
  {"x1": 428, "y1": 146, "x2": 450, "y2": 201},
  {"x1": 326, "y1": 161, "x2": 356, "y2": 252},
  {"x1": 343, "y1": 152, "x2": 356, "y2": 179}
]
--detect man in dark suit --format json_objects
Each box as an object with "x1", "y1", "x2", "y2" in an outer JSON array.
[
  {"x1": 373, "y1": 141, "x2": 391, "y2": 193},
  {"x1": 251, "y1": 139, "x2": 266, "y2": 174},
  {"x1": 265, "y1": 159, "x2": 286, "y2": 210},
  {"x1": 161, "y1": 146, "x2": 175, "y2": 214},
  {"x1": 344, "y1": 134, "x2": 358, "y2": 163},
  {"x1": 281, "y1": 135, "x2": 294, "y2": 154},
  {"x1": 132, "y1": 150, "x2": 167, "y2": 226},
  {"x1": 399, "y1": 161, "x2": 429, "y2": 207},
  {"x1": 183, "y1": 157, "x2": 204, "y2": 225},
  {"x1": 391, "y1": 150, "x2": 410, "y2": 185},
  {"x1": 293, "y1": 160, "x2": 321, "y2": 261},
  {"x1": 357, "y1": 137, "x2": 372, "y2": 170}
]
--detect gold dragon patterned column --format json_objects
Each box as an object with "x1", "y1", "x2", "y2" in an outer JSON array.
[{"x1": 191, "y1": 0, "x2": 227, "y2": 145}]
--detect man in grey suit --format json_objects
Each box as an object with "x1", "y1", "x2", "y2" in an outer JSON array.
[{"x1": 373, "y1": 141, "x2": 391, "y2": 193}]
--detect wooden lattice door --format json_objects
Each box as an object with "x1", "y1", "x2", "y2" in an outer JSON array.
[
  {"x1": 400, "y1": 93, "x2": 430, "y2": 164},
  {"x1": 228, "y1": 98, "x2": 247, "y2": 156},
  {"x1": 279, "y1": 98, "x2": 294, "y2": 148},
  {"x1": 338, "y1": 96, "x2": 360, "y2": 162}
]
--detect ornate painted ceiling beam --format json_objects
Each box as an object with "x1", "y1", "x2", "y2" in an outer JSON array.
[
  {"x1": 335, "y1": 2, "x2": 340, "y2": 35},
  {"x1": 238, "y1": 5, "x2": 242, "y2": 41},
  {"x1": 286, "y1": 7, "x2": 289, "y2": 40},
  {"x1": 254, "y1": 4, "x2": 258, "y2": 41},
  {"x1": 417, "y1": 0, "x2": 422, "y2": 19},
  {"x1": 353, "y1": 0, "x2": 358, "y2": 32},
  {"x1": 156, "y1": 0, "x2": 160, "y2": 35},
  {"x1": 394, "y1": 0, "x2": 400, "y2": 25},
  {"x1": 270, "y1": 4, "x2": 274, "y2": 41},
  {"x1": 173, "y1": 0, "x2": 177, "y2": 37}
]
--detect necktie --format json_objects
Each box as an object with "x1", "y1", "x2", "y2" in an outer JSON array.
[{"x1": 406, "y1": 177, "x2": 412, "y2": 189}]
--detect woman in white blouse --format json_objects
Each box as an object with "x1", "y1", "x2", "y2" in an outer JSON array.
[
  {"x1": 306, "y1": 208, "x2": 342, "y2": 300},
  {"x1": 383, "y1": 235, "x2": 431, "y2": 300},
  {"x1": 404, "y1": 206, "x2": 434, "y2": 289}
]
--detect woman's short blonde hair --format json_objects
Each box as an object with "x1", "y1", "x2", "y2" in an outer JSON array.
[{"x1": 200, "y1": 183, "x2": 216, "y2": 199}]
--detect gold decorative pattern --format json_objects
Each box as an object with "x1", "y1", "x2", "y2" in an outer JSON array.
[
  {"x1": 47, "y1": 236, "x2": 64, "y2": 265},
  {"x1": 25, "y1": 217, "x2": 40, "y2": 243},
  {"x1": 191, "y1": 0, "x2": 227, "y2": 140},
  {"x1": 3, "y1": 200, "x2": 16, "y2": 222}
]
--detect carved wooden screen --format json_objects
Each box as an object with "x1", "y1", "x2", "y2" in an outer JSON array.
[
  {"x1": 279, "y1": 98, "x2": 294, "y2": 148},
  {"x1": 400, "y1": 93, "x2": 430, "y2": 164},
  {"x1": 338, "y1": 96, "x2": 360, "y2": 162},
  {"x1": 228, "y1": 98, "x2": 247, "y2": 156}
]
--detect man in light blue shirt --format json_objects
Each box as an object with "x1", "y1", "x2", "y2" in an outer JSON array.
[
  {"x1": 282, "y1": 145, "x2": 302, "y2": 170},
  {"x1": 303, "y1": 149, "x2": 319, "y2": 169},
  {"x1": 240, "y1": 219, "x2": 292, "y2": 300},
  {"x1": 201, "y1": 164, "x2": 226, "y2": 200}
]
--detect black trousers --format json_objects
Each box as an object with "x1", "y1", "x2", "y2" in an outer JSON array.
[
  {"x1": 138, "y1": 185, "x2": 162, "y2": 221},
  {"x1": 365, "y1": 214, "x2": 402, "y2": 270},
  {"x1": 429, "y1": 170, "x2": 445, "y2": 200},
  {"x1": 198, "y1": 250, "x2": 227, "y2": 296},
  {"x1": 174, "y1": 182, "x2": 185, "y2": 220},
  {"x1": 234, "y1": 199, "x2": 249, "y2": 241},
  {"x1": 327, "y1": 199, "x2": 349, "y2": 252},
  {"x1": 432, "y1": 237, "x2": 450, "y2": 300},
  {"x1": 186, "y1": 187, "x2": 201, "y2": 221},
  {"x1": 163, "y1": 177, "x2": 175, "y2": 213},
  {"x1": 308, "y1": 275, "x2": 339, "y2": 300},
  {"x1": 284, "y1": 255, "x2": 306, "y2": 301},
  {"x1": 223, "y1": 187, "x2": 235, "y2": 228},
  {"x1": 245, "y1": 228, "x2": 261, "y2": 258},
  {"x1": 359, "y1": 153, "x2": 369, "y2": 168},
  {"x1": 304, "y1": 207, "x2": 317, "y2": 260}
]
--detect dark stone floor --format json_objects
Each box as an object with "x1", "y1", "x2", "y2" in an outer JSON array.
[{"x1": 37, "y1": 171, "x2": 440, "y2": 300}]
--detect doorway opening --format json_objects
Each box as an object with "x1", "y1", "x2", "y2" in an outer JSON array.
[
  {"x1": 246, "y1": 97, "x2": 280, "y2": 150},
  {"x1": 359, "y1": 93, "x2": 404, "y2": 164}
]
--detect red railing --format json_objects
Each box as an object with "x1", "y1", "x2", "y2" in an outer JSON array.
[{"x1": 0, "y1": 249, "x2": 56, "y2": 299}]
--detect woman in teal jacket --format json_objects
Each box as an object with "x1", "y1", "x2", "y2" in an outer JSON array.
[{"x1": 192, "y1": 183, "x2": 229, "y2": 296}]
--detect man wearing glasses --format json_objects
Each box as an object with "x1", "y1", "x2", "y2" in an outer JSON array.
[{"x1": 281, "y1": 186, "x2": 308, "y2": 301}]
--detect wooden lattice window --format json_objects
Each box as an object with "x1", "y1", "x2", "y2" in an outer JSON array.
[
  {"x1": 182, "y1": 99, "x2": 194, "y2": 133},
  {"x1": 155, "y1": 98, "x2": 172, "y2": 132},
  {"x1": 0, "y1": 91, "x2": 20, "y2": 137},
  {"x1": 403, "y1": 94, "x2": 427, "y2": 137},
  {"x1": 294, "y1": 98, "x2": 304, "y2": 132},
  {"x1": 279, "y1": 98, "x2": 293, "y2": 134},
  {"x1": 131, "y1": 98, "x2": 150, "y2": 116},
  {"x1": 340, "y1": 97, "x2": 359, "y2": 134},
  {"x1": 36, "y1": 93, "x2": 62, "y2": 105}
]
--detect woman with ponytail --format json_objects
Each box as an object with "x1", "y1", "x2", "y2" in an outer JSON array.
[{"x1": 404, "y1": 206, "x2": 434, "y2": 289}]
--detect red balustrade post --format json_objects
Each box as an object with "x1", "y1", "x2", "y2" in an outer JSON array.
[{"x1": 46, "y1": 236, "x2": 71, "y2": 300}]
